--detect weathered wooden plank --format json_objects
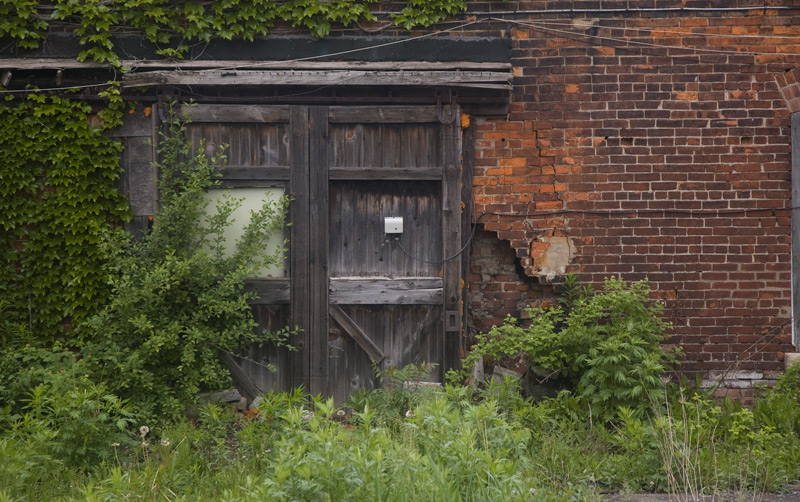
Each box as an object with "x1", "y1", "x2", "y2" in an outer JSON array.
[
  {"x1": 110, "y1": 112, "x2": 153, "y2": 138},
  {"x1": 328, "y1": 167, "x2": 442, "y2": 180},
  {"x1": 792, "y1": 111, "x2": 800, "y2": 347},
  {"x1": 328, "y1": 181, "x2": 441, "y2": 278},
  {"x1": 330, "y1": 278, "x2": 443, "y2": 305},
  {"x1": 217, "y1": 167, "x2": 291, "y2": 181},
  {"x1": 308, "y1": 106, "x2": 330, "y2": 395},
  {"x1": 289, "y1": 106, "x2": 311, "y2": 390},
  {"x1": 241, "y1": 304, "x2": 292, "y2": 393},
  {"x1": 329, "y1": 305, "x2": 384, "y2": 365},
  {"x1": 459, "y1": 118, "x2": 475, "y2": 366},
  {"x1": 124, "y1": 136, "x2": 157, "y2": 216},
  {"x1": 441, "y1": 105, "x2": 463, "y2": 376},
  {"x1": 219, "y1": 351, "x2": 265, "y2": 403},
  {"x1": 244, "y1": 279, "x2": 290, "y2": 304},
  {"x1": 186, "y1": 123, "x2": 289, "y2": 168},
  {"x1": 338, "y1": 305, "x2": 441, "y2": 382},
  {"x1": 329, "y1": 106, "x2": 440, "y2": 124},
  {"x1": 178, "y1": 104, "x2": 290, "y2": 123},
  {"x1": 125, "y1": 70, "x2": 513, "y2": 89}
]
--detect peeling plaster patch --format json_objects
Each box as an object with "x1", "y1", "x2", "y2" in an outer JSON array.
[{"x1": 530, "y1": 236, "x2": 576, "y2": 280}]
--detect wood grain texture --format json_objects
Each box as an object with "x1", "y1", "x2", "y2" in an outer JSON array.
[
  {"x1": 328, "y1": 305, "x2": 442, "y2": 403},
  {"x1": 329, "y1": 106, "x2": 441, "y2": 124},
  {"x1": 179, "y1": 104, "x2": 290, "y2": 123},
  {"x1": 244, "y1": 279, "x2": 290, "y2": 304},
  {"x1": 186, "y1": 123, "x2": 290, "y2": 168},
  {"x1": 239, "y1": 304, "x2": 292, "y2": 394},
  {"x1": 126, "y1": 71, "x2": 512, "y2": 90},
  {"x1": 289, "y1": 106, "x2": 311, "y2": 390},
  {"x1": 308, "y1": 106, "x2": 330, "y2": 394},
  {"x1": 329, "y1": 305, "x2": 384, "y2": 365},
  {"x1": 219, "y1": 351, "x2": 265, "y2": 402},
  {"x1": 459, "y1": 119, "x2": 475, "y2": 367},
  {"x1": 328, "y1": 181, "x2": 442, "y2": 278},
  {"x1": 441, "y1": 105, "x2": 463, "y2": 376},
  {"x1": 329, "y1": 167, "x2": 442, "y2": 180},
  {"x1": 330, "y1": 278, "x2": 443, "y2": 305}
]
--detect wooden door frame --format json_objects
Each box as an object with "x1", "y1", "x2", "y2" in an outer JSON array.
[{"x1": 138, "y1": 103, "x2": 468, "y2": 396}]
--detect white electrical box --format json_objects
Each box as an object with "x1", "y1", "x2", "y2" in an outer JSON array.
[{"x1": 384, "y1": 216, "x2": 404, "y2": 234}]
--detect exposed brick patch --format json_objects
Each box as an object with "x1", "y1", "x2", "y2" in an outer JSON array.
[
  {"x1": 775, "y1": 67, "x2": 800, "y2": 113},
  {"x1": 467, "y1": 229, "x2": 554, "y2": 336}
]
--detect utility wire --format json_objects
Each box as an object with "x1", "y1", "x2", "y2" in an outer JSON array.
[
  {"x1": 394, "y1": 221, "x2": 479, "y2": 265},
  {"x1": 498, "y1": 17, "x2": 800, "y2": 57},
  {"x1": 516, "y1": 19, "x2": 800, "y2": 41}
]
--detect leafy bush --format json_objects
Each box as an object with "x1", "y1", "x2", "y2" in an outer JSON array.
[
  {"x1": 0, "y1": 344, "x2": 134, "y2": 496},
  {"x1": 79, "y1": 109, "x2": 292, "y2": 422},
  {"x1": 458, "y1": 277, "x2": 680, "y2": 422}
]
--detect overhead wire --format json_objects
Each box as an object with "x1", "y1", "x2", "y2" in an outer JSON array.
[
  {"x1": 494, "y1": 17, "x2": 800, "y2": 57},
  {"x1": 511, "y1": 18, "x2": 800, "y2": 41}
]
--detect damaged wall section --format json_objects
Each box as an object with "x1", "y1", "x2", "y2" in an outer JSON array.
[{"x1": 467, "y1": 229, "x2": 555, "y2": 337}]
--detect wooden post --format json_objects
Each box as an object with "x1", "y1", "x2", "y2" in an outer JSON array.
[
  {"x1": 308, "y1": 106, "x2": 330, "y2": 395},
  {"x1": 289, "y1": 106, "x2": 311, "y2": 390},
  {"x1": 460, "y1": 116, "x2": 475, "y2": 364},
  {"x1": 442, "y1": 105, "x2": 463, "y2": 377}
]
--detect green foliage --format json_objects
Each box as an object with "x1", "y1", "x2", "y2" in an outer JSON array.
[
  {"x1": 3, "y1": 379, "x2": 800, "y2": 501},
  {"x1": 0, "y1": 344, "x2": 135, "y2": 496},
  {"x1": 347, "y1": 363, "x2": 438, "y2": 431},
  {"x1": 0, "y1": 0, "x2": 46, "y2": 49},
  {"x1": 0, "y1": 94, "x2": 128, "y2": 343},
  {"x1": 459, "y1": 277, "x2": 680, "y2": 422},
  {"x1": 1, "y1": 0, "x2": 504, "y2": 65},
  {"x1": 79, "y1": 108, "x2": 292, "y2": 422},
  {"x1": 393, "y1": 0, "x2": 467, "y2": 30}
]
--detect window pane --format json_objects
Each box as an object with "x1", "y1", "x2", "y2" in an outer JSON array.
[{"x1": 202, "y1": 187, "x2": 285, "y2": 278}]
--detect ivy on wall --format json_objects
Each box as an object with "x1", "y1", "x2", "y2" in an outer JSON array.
[
  {"x1": 0, "y1": 0, "x2": 487, "y2": 65},
  {"x1": 0, "y1": 94, "x2": 129, "y2": 341}
]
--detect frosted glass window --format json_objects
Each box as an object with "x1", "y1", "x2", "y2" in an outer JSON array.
[{"x1": 202, "y1": 187, "x2": 285, "y2": 278}]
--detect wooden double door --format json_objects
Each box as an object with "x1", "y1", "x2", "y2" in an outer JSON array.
[{"x1": 183, "y1": 104, "x2": 466, "y2": 402}]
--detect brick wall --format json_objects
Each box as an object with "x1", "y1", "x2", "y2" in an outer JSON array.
[{"x1": 466, "y1": 1, "x2": 800, "y2": 395}]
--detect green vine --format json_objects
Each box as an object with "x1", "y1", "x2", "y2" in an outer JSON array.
[
  {"x1": 0, "y1": 94, "x2": 129, "y2": 342},
  {"x1": 0, "y1": 0, "x2": 494, "y2": 66}
]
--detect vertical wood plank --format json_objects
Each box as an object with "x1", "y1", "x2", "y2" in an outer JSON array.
[
  {"x1": 289, "y1": 106, "x2": 311, "y2": 390},
  {"x1": 309, "y1": 106, "x2": 330, "y2": 396},
  {"x1": 441, "y1": 105, "x2": 463, "y2": 377},
  {"x1": 460, "y1": 118, "x2": 475, "y2": 364},
  {"x1": 119, "y1": 110, "x2": 157, "y2": 239},
  {"x1": 792, "y1": 112, "x2": 800, "y2": 348}
]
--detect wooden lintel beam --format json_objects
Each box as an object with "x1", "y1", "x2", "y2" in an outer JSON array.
[{"x1": 123, "y1": 70, "x2": 513, "y2": 89}]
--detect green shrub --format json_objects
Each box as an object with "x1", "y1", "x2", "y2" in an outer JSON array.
[
  {"x1": 79, "y1": 109, "x2": 292, "y2": 423},
  {"x1": 458, "y1": 277, "x2": 680, "y2": 422},
  {"x1": 0, "y1": 344, "x2": 134, "y2": 495}
]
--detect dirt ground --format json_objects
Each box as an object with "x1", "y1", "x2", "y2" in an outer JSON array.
[{"x1": 604, "y1": 484, "x2": 800, "y2": 502}]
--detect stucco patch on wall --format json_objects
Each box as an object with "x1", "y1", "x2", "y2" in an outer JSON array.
[{"x1": 529, "y1": 235, "x2": 576, "y2": 281}]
